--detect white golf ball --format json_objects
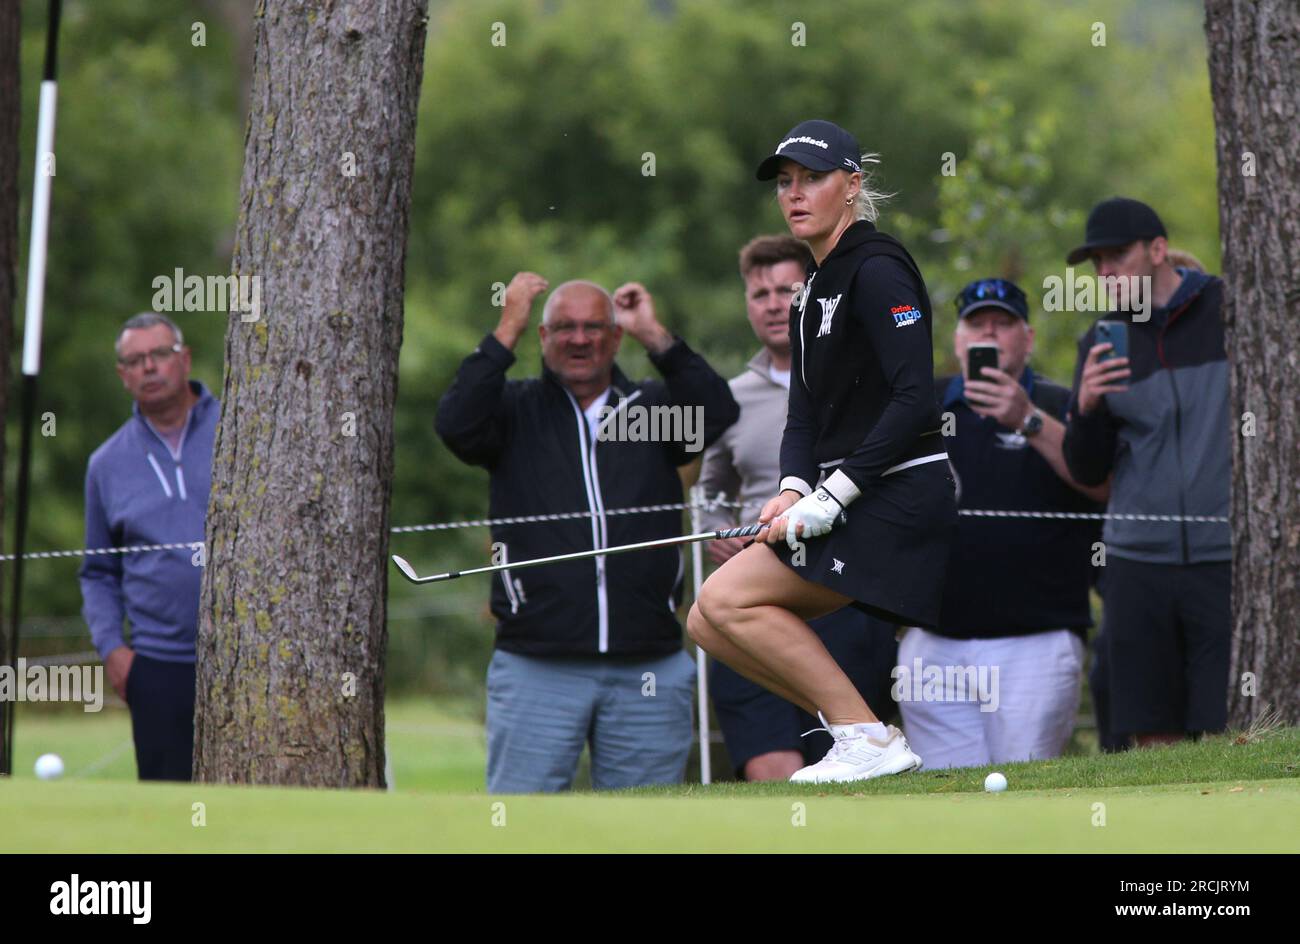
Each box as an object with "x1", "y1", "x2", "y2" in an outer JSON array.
[
  {"x1": 984, "y1": 771, "x2": 1007, "y2": 793},
  {"x1": 34, "y1": 753, "x2": 65, "y2": 780}
]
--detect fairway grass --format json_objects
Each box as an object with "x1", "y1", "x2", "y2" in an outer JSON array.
[
  {"x1": 627, "y1": 725, "x2": 1300, "y2": 798},
  {"x1": 2, "y1": 777, "x2": 1297, "y2": 853},
  {"x1": 7, "y1": 698, "x2": 487, "y2": 793},
  {"x1": 6, "y1": 701, "x2": 1297, "y2": 852}
]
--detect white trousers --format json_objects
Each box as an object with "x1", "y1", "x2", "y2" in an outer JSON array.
[{"x1": 896, "y1": 627, "x2": 1084, "y2": 770}]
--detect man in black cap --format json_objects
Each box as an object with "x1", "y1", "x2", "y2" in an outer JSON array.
[
  {"x1": 1061, "y1": 197, "x2": 1232, "y2": 748},
  {"x1": 897, "y1": 278, "x2": 1105, "y2": 768}
]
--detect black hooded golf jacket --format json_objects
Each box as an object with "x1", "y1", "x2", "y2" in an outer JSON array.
[{"x1": 779, "y1": 220, "x2": 947, "y2": 498}]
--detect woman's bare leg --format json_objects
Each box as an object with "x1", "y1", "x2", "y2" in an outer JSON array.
[
  {"x1": 696, "y1": 541, "x2": 879, "y2": 725},
  {"x1": 686, "y1": 602, "x2": 818, "y2": 715}
]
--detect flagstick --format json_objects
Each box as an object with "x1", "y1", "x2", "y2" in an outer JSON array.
[
  {"x1": 689, "y1": 486, "x2": 712, "y2": 786},
  {"x1": 2, "y1": 0, "x2": 62, "y2": 776}
]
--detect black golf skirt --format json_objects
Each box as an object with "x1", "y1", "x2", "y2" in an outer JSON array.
[{"x1": 772, "y1": 458, "x2": 958, "y2": 629}]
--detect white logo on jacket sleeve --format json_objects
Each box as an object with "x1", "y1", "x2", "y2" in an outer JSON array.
[
  {"x1": 831, "y1": 558, "x2": 846, "y2": 574},
  {"x1": 816, "y1": 294, "x2": 843, "y2": 337}
]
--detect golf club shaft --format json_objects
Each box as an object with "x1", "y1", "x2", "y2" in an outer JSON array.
[{"x1": 396, "y1": 522, "x2": 765, "y2": 584}]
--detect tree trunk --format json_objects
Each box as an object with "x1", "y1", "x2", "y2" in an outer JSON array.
[
  {"x1": 195, "y1": 0, "x2": 429, "y2": 786},
  {"x1": 0, "y1": 0, "x2": 15, "y2": 767},
  {"x1": 1204, "y1": 0, "x2": 1300, "y2": 727}
]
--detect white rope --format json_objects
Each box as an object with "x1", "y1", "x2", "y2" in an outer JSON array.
[
  {"x1": 0, "y1": 539, "x2": 202, "y2": 562},
  {"x1": 957, "y1": 509, "x2": 1228, "y2": 523},
  {"x1": 0, "y1": 495, "x2": 1229, "y2": 563}
]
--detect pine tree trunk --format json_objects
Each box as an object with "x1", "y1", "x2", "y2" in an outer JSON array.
[
  {"x1": 1204, "y1": 0, "x2": 1300, "y2": 727},
  {"x1": 194, "y1": 0, "x2": 429, "y2": 785}
]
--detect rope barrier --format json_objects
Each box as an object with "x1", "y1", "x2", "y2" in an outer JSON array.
[{"x1": 0, "y1": 495, "x2": 1228, "y2": 563}]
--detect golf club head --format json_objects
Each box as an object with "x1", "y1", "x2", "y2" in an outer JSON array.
[{"x1": 391, "y1": 555, "x2": 420, "y2": 583}]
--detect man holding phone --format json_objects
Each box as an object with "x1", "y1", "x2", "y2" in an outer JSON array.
[
  {"x1": 898, "y1": 278, "x2": 1105, "y2": 769},
  {"x1": 1062, "y1": 197, "x2": 1231, "y2": 748}
]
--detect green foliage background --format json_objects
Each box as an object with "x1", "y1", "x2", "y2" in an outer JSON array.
[{"x1": 12, "y1": 0, "x2": 1219, "y2": 694}]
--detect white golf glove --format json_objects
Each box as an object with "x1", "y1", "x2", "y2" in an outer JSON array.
[
  {"x1": 784, "y1": 488, "x2": 841, "y2": 548},
  {"x1": 781, "y1": 470, "x2": 861, "y2": 550}
]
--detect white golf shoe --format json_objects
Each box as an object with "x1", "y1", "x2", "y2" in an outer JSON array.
[{"x1": 789, "y1": 713, "x2": 923, "y2": 784}]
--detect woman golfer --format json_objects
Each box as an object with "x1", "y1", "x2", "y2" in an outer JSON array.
[{"x1": 687, "y1": 120, "x2": 957, "y2": 783}]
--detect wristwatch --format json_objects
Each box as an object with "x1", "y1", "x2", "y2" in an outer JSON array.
[{"x1": 1017, "y1": 407, "x2": 1044, "y2": 438}]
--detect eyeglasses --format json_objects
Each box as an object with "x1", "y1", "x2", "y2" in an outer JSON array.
[
  {"x1": 118, "y1": 343, "x2": 182, "y2": 370},
  {"x1": 547, "y1": 322, "x2": 611, "y2": 340}
]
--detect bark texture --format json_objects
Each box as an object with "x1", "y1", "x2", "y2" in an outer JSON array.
[
  {"x1": 1204, "y1": 0, "x2": 1300, "y2": 726},
  {"x1": 195, "y1": 0, "x2": 429, "y2": 785}
]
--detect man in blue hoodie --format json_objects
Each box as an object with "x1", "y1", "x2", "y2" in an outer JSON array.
[{"x1": 79, "y1": 313, "x2": 219, "y2": 781}]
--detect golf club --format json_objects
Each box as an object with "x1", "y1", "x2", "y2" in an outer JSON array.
[{"x1": 393, "y1": 522, "x2": 766, "y2": 585}]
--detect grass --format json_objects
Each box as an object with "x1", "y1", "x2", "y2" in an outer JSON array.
[
  {"x1": 4, "y1": 699, "x2": 1297, "y2": 852},
  {"x1": 3, "y1": 777, "x2": 1296, "y2": 853},
  {"x1": 626, "y1": 726, "x2": 1300, "y2": 797},
  {"x1": 7, "y1": 697, "x2": 488, "y2": 794}
]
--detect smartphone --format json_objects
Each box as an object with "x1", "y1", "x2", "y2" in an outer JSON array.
[
  {"x1": 967, "y1": 343, "x2": 999, "y2": 381},
  {"x1": 1096, "y1": 320, "x2": 1128, "y2": 362}
]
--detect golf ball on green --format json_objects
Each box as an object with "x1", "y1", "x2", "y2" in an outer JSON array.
[
  {"x1": 984, "y1": 772, "x2": 1007, "y2": 792},
  {"x1": 35, "y1": 753, "x2": 64, "y2": 780}
]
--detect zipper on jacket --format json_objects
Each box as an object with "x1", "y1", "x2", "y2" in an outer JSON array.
[
  {"x1": 1164, "y1": 369, "x2": 1190, "y2": 564},
  {"x1": 1157, "y1": 303, "x2": 1195, "y2": 565},
  {"x1": 565, "y1": 389, "x2": 611, "y2": 653},
  {"x1": 797, "y1": 271, "x2": 816, "y2": 390}
]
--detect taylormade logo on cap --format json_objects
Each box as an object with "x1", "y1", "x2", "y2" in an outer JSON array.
[
  {"x1": 777, "y1": 135, "x2": 830, "y2": 152},
  {"x1": 756, "y1": 119, "x2": 863, "y2": 180}
]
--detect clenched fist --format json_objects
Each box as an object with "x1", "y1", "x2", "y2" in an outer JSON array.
[
  {"x1": 611, "y1": 282, "x2": 673, "y2": 355},
  {"x1": 494, "y1": 272, "x2": 549, "y2": 350}
]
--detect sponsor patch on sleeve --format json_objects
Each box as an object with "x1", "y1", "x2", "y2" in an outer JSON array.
[{"x1": 890, "y1": 304, "x2": 923, "y2": 327}]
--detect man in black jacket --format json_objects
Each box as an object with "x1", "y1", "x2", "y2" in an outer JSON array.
[
  {"x1": 1062, "y1": 198, "x2": 1232, "y2": 747},
  {"x1": 436, "y1": 272, "x2": 739, "y2": 792}
]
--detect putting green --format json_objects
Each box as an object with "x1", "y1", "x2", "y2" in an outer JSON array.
[{"x1": 2, "y1": 777, "x2": 1296, "y2": 853}]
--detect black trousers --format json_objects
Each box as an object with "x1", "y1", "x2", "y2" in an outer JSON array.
[
  {"x1": 1101, "y1": 556, "x2": 1231, "y2": 736},
  {"x1": 126, "y1": 653, "x2": 196, "y2": 781}
]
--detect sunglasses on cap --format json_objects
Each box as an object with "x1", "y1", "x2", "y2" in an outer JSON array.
[{"x1": 955, "y1": 278, "x2": 1029, "y2": 320}]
